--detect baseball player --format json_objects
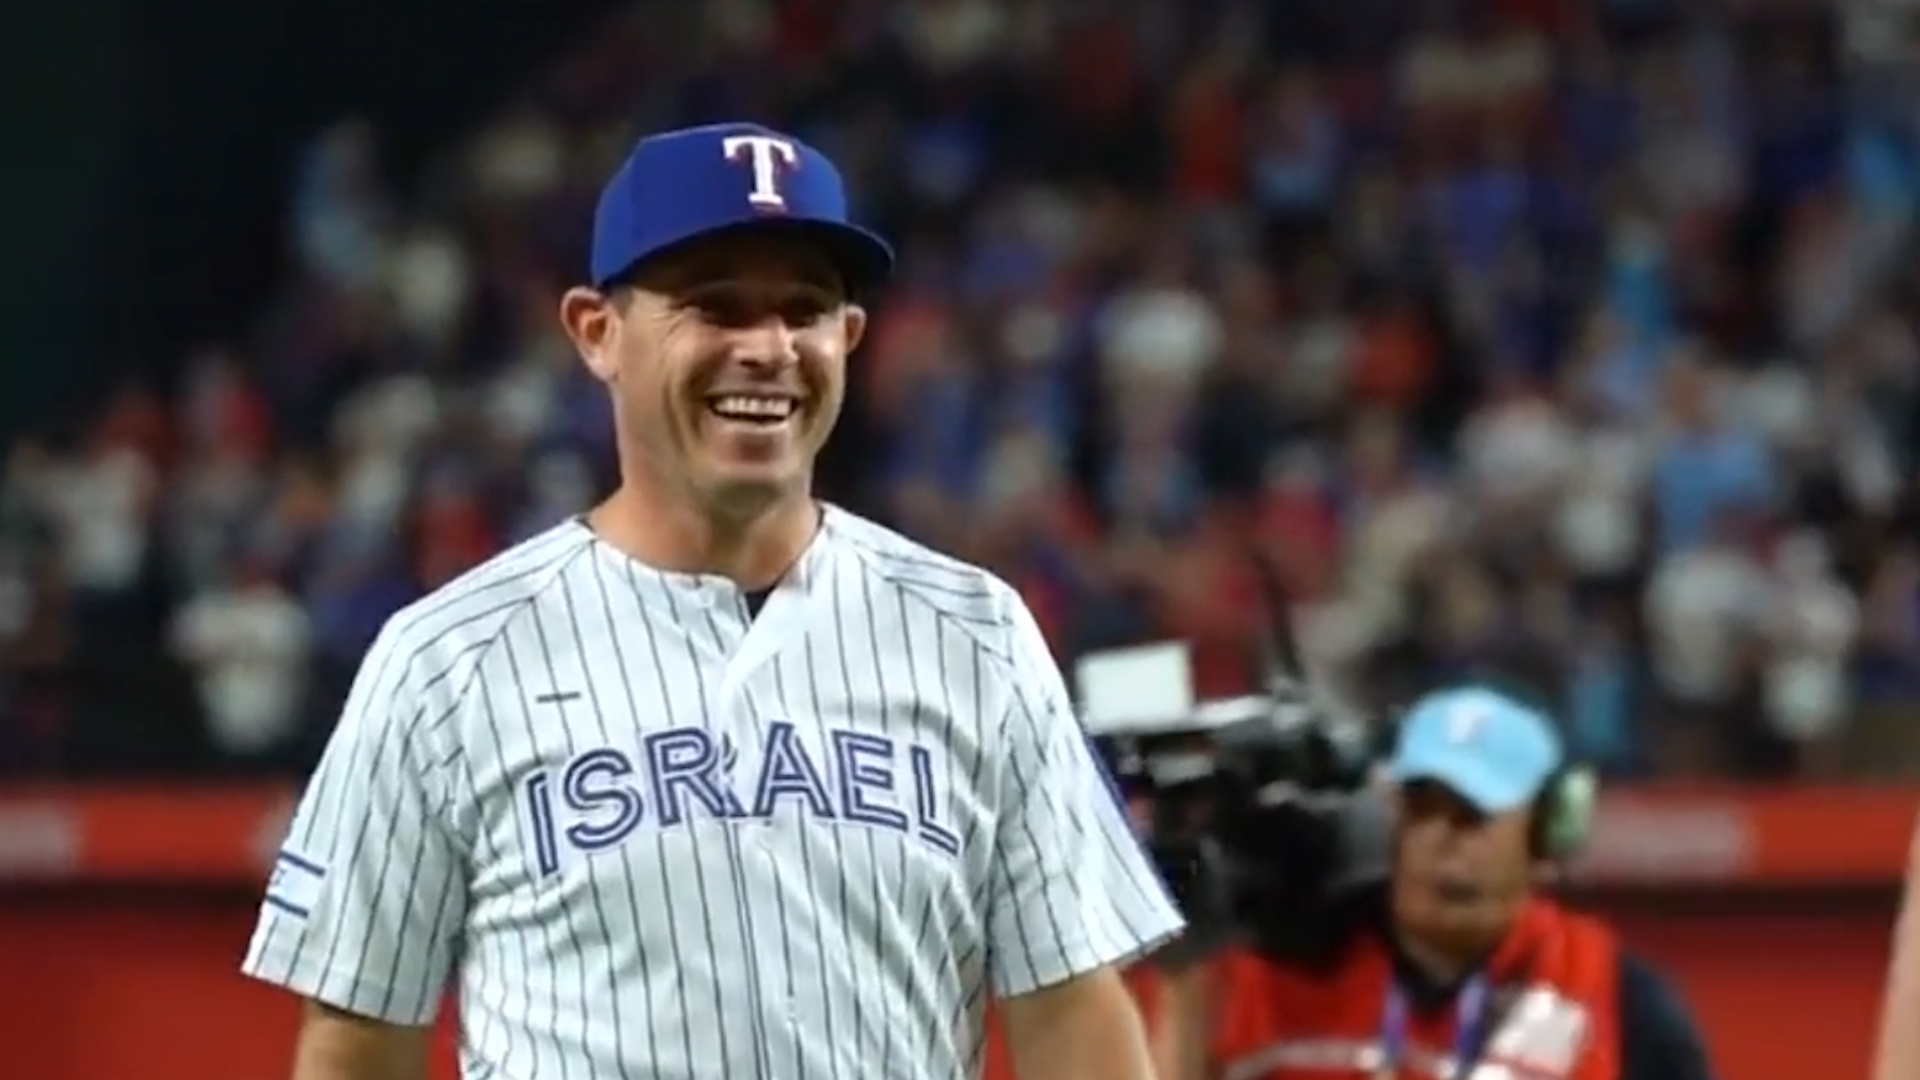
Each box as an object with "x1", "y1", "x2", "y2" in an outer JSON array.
[{"x1": 240, "y1": 121, "x2": 1184, "y2": 1080}]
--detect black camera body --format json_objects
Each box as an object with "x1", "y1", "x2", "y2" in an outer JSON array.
[{"x1": 1080, "y1": 646, "x2": 1390, "y2": 970}]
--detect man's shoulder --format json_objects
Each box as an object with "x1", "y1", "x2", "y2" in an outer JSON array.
[
  {"x1": 821, "y1": 505, "x2": 1022, "y2": 631},
  {"x1": 373, "y1": 520, "x2": 592, "y2": 671},
  {"x1": 1615, "y1": 949, "x2": 1715, "y2": 1078},
  {"x1": 1614, "y1": 950, "x2": 1690, "y2": 1021}
]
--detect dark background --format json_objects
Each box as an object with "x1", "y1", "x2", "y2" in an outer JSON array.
[{"x1": 0, "y1": 0, "x2": 622, "y2": 443}]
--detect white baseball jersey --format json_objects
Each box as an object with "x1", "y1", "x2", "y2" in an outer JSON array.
[{"x1": 242, "y1": 504, "x2": 1184, "y2": 1079}]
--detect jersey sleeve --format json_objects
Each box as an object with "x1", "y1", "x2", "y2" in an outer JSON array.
[
  {"x1": 985, "y1": 596, "x2": 1186, "y2": 998},
  {"x1": 240, "y1": 619, "x2": 468, "y2": 1025}
]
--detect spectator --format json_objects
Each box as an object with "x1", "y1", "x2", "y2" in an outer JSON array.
[
  {"x1": 1760, "y1": 530, "x2": 1859, "y2": 776},
  {"x1": 1649, "y1": 353, "x2": 1778, "y2": 554},
  {"x1": 1643, "y1": 512, "x2": 1771, "y2": 775},
  {"x1": 0, "y1": 441, "x2": 70, "y2": 774},
  {"x1": 168, "y1": 554, "x2": 313, "y2": 766},
  {"x1": 292, "y1": 119, "x2": 392, "y2": 295},
  {"x1": 1854, "y1": 548, "x2": 1920, "y2": 776}
]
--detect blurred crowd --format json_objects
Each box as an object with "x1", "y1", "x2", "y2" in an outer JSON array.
[{"x1": 4, "y1": 0, "x2": 1920, "y2": 782}]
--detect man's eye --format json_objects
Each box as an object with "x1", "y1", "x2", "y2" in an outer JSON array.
[
  {"x1": 681, "y1": 289, "x2": 835, "y2": 328},
  {"x1": 780, "y1": 300, "x2": 831, "y2": 326},
  {"x1": 693, "y1": 297, "x2": 751, "y2": 326}
]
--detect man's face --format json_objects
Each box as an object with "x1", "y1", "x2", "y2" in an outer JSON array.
[
  {"x1": 560, "y1": 233, "x2": 866, "y2": 520},
  {"x1": 1389, "y1": 779, "x2": 1534, "y2": 952}
]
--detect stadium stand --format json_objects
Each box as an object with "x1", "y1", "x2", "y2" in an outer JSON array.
[{"x1": 1, "y1": 0, "x2": 1917, "y2": 789}]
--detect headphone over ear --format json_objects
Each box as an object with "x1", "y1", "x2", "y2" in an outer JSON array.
[{"x1": 1529, "y1": 760, "x2": 1599, "y2": 863}]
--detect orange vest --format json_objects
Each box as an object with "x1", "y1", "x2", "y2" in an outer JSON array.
[
  {"x1": 981, "y1": 965, "x2": 1164, "y2": 1080},
  {"x1": 1211, "y1": 899, "x2": 1621, "y2": 1080}
]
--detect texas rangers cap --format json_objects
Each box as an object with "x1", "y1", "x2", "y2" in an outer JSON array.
[
  {"x1": 589, "y1": 121, "x2": 894, "y2": 294},
  {"x1": 1386, "y1": 687, "x2": 1563, "y2": 813}
]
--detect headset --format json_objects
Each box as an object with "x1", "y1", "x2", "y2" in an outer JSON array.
[
  {"x1": 1245, "y1": 555, "x2": 1599, "y2": 866},
  {"x1": 1528, "y1": 756, "x2": 1599, "y2": 864}
]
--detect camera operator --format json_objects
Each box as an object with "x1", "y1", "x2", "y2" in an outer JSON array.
[{"x1": 1203, "y1": 686, "x2": 1716, "y2": 1080}]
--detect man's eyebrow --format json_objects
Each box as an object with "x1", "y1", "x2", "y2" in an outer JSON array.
[{"x1": 670, "y1": 274, "x2": 845, "y2": 298}]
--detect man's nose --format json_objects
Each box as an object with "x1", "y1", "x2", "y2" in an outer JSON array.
[{"x1": 731, "y1": 316, "x2": 799, "y2": 367}]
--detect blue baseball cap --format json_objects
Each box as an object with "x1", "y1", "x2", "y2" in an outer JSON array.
[
  {"x1": 1387, "y1": 688, "x2": 1563, "y2": 813},
  {"x1": 589, "y1": 121, "x2": 894, "y2": 294}
]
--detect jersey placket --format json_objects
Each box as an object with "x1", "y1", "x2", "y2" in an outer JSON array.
[{"x1": 694, "y1": 580, "x2": 781, "y2": 1077}]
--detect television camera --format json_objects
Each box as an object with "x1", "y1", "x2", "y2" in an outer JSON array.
[
  {"x1": 1076, "y1": 555, "x2": 1603, "y2": 969},
  {"x1": 1075, "y1": 566, "x2": 1393, "y2": 968}
]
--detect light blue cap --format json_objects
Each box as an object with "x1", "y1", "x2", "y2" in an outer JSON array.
[{"x1": 1387, "y1": 687, "x2": 1563, "y2": 812}]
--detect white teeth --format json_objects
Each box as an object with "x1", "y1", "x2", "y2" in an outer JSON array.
[{"x1": 709, "y1": 395, "x2": 795, "y2": 421}]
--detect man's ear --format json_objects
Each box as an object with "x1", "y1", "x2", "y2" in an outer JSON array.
[
  {"x1": 842, "y1": 302, "x2": 868, "y2": 354},
  {"x1": 559, "y1": 286, "x2": 621, "y2": 383}
]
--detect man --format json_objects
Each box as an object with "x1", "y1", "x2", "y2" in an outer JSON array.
[
  {"x1": 1206, "y1": 687, "x2": 1715, "y2": 1080},
  {"x1": 240, "y1": 121, "x2": 1184, "y2": 1080}
]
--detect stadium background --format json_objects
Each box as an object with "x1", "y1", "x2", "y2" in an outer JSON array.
[{"x1": 0, "y1": 0, "x2": 1914, "y2": 1077}]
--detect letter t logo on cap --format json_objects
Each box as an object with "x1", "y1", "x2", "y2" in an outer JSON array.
[{"x1": 723, "y1": 134, "x2": 800, "y2": 212}]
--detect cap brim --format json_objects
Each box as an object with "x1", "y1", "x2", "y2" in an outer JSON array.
[
  {"x1": 605, "y1": 217, "x2": 894, "y2": 296},
  {"x1": 1388, "y1": 751, "x2": 1537, "y2": 813}
]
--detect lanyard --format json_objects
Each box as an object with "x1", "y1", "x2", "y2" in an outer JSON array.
[{"x1": 1378, "y1": 972, "x2": 1490, "y2": 1080}]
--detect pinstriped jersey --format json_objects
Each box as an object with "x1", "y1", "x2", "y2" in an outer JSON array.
[{"x1": 240, "y1": 504, "x2": 1185, "y2": 1080}]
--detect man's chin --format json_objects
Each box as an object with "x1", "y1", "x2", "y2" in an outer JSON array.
[
  {"x1": 692, "y1": 465, "x2": 806, "y2": 520},
  {"x1": 1395, "y1": 888, "x2": 1512, "y2": 945}
]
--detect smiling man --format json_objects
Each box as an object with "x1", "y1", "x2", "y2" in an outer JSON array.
[{"x1": 240, "y1": 121, "x2": 1182, "y2": 1080}]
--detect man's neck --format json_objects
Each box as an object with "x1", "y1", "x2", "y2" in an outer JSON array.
[{"x1": 589, "y1": 483, "x2": 820, "y2": 590}]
